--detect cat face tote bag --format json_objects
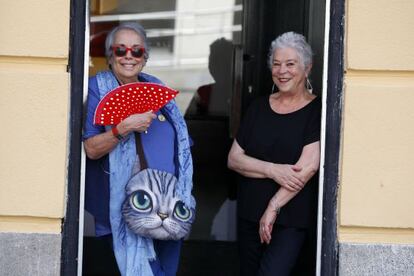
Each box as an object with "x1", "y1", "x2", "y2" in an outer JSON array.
[
  {"x1": 121, "y1": 133, "x2": 195, "y2": 240},
  {"x1": 122, "y1": 168, "x2": 195, "y2": 240}
]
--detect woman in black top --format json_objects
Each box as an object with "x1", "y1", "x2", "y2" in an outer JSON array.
[{"x1": 228, "y1": 32, "x2": 321, "y2": 275}]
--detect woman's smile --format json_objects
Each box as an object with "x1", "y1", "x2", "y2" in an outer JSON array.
[
  {"x1": 110, "y1": 29, "x2": 145, "y2": 84},
  {"x1": 271, "y1": 47, "x2": 308, "y2": 94},
  {"x1": 120, "y1": 62, "x2": 138, "y2": 70},
  {"x1": 277, "y1": 77, "x2": 291, "y2": 83}
]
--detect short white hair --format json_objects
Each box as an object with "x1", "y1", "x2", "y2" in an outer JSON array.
[
  {"x1": 105, "y1": 22, "x2": 149, "y2": 61},
  {"x1": 268, "y1": 32, "x2": 313, "y2": 70}
]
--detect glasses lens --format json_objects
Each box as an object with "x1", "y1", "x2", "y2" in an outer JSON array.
[
  {"x1": 114, "y1": 46, "x2": 127, "y2": 57},
  {"x1": 131, "y1": 47, "x2": 144, "y2": 58}
]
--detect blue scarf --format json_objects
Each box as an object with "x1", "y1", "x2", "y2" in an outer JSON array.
[{"x1": 96, "y1": 71, "x2": 195, "y2": 276}]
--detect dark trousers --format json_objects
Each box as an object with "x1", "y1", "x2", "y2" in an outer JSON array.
[
  {"x1": 101, "y1": 234, "x2": 182, "y2": 276},
  {"x1": 150, "y1": 239, "x2": 182, "y2": 276},
  {"x1": 238, "y1": 218, "x2": 316, "y2": 276}
]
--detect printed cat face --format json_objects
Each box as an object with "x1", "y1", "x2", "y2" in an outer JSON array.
[{"x1": 122, "y1": 168, "x2": 195, "y2": 240}]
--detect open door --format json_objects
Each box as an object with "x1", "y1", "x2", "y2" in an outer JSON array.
[
  {"x1": 60, "y1": 0, "x2": 346, "y2": 275},
  {"x1": 238, "y1": 0, "x2": 328, "y2": 275},
  {"x1": 77, "y1": 0, "x2": 336, "y2": 275}
]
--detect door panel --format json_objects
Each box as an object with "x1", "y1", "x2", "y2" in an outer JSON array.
[{"x1": 241, "y1": 0, "x2": 310, "y2": 113}]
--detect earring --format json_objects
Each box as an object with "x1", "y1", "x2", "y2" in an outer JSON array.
[
  {"x1": 306, "y1": 77, "x2": 313, "y2": 94},
  {"x1": 271, "y1": 83, "x2": 276, "y2": 94}
]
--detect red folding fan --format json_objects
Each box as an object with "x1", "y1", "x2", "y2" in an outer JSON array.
[{"x1": 94, "y1": 82, "x2": 179, "y2": 126}]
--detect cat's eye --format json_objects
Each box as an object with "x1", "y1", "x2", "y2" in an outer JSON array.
[
  {"x1": 173, "y1": 201, "x2": 192, "y2": 222},
  {"x1": 131, "y1": 190, "x2": 152, "y2": 212}
]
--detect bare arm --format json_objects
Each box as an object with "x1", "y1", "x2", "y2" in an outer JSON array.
[
  {"x1": 84, "y1": 112, "x2": 156, "y2": 159},
  {"x1": 259, "y1": 141, "x2": 320, "y2": 243},
  {"x1": 293, "y1": 141, "x2": 320, "y2": 184},
  {"x1": 227, "y1": 140, "x2": 304, "y2": 191},
  {"x1": 271, "y1": 141, "x2": 320, "y2": 206},
  {"x1": 227, "y1": 139, "x2": 271, "y2": 178}
]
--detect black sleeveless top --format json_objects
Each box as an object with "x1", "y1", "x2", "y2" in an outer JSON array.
[{"x1": 236, "y1": 95, "x2": 321, "y2": 228}]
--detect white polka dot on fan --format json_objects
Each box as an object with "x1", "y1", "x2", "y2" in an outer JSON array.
[{"x1": 94, "y1": 82, "x2": 179, "y2": 126}]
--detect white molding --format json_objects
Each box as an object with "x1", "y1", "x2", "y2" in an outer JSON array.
[
  {"x1": 316, "y1": 0, "x2": 332, "y2": 275},
  {"x1": 77, "y1": 1, "x2": 90, "y2": 275}
]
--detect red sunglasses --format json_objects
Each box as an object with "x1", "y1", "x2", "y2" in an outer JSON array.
[{"x1": 111, "y1": 45, "x2": 145, "y2": 58}]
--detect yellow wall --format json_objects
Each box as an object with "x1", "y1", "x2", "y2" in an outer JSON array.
[
  {"x1": 339, "y1": 0, "x2": 414, "y2": 243},
  {"x1": 0, "y1": 0, "x2": 70, "y2": 233}
]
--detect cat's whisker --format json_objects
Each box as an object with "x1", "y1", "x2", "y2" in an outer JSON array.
[{"x1": 122, "y1": 167, "x2": 194, "y2": 240}]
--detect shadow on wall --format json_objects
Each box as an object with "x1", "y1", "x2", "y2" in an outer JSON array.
[
  {"x1": 184, "y1": 37, "x2": 238, "y2": 242},
  {"x1": 185, "y1": 37, "x2": 234, "y2": 118}
]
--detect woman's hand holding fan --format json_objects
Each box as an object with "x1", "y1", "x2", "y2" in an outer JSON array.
[
  {"x1": 94, "y1": 82, "x2": 179, "y2": 126},
  {"x1": 117, "y1": 111, "x2": 156, "y2": 134}
]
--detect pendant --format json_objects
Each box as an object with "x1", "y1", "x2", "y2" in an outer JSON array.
[{"x1": 158, "y1": 114, "x2": 166, "y2": 122}]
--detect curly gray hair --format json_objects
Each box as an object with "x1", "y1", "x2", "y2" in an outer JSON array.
[{"x1": 268, "y1": 32, "x2": 313, "y2": 70}]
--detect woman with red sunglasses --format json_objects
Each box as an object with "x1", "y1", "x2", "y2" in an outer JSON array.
[{"x1": 83, "y1": 22, "x2": 193, "y2": 276}]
